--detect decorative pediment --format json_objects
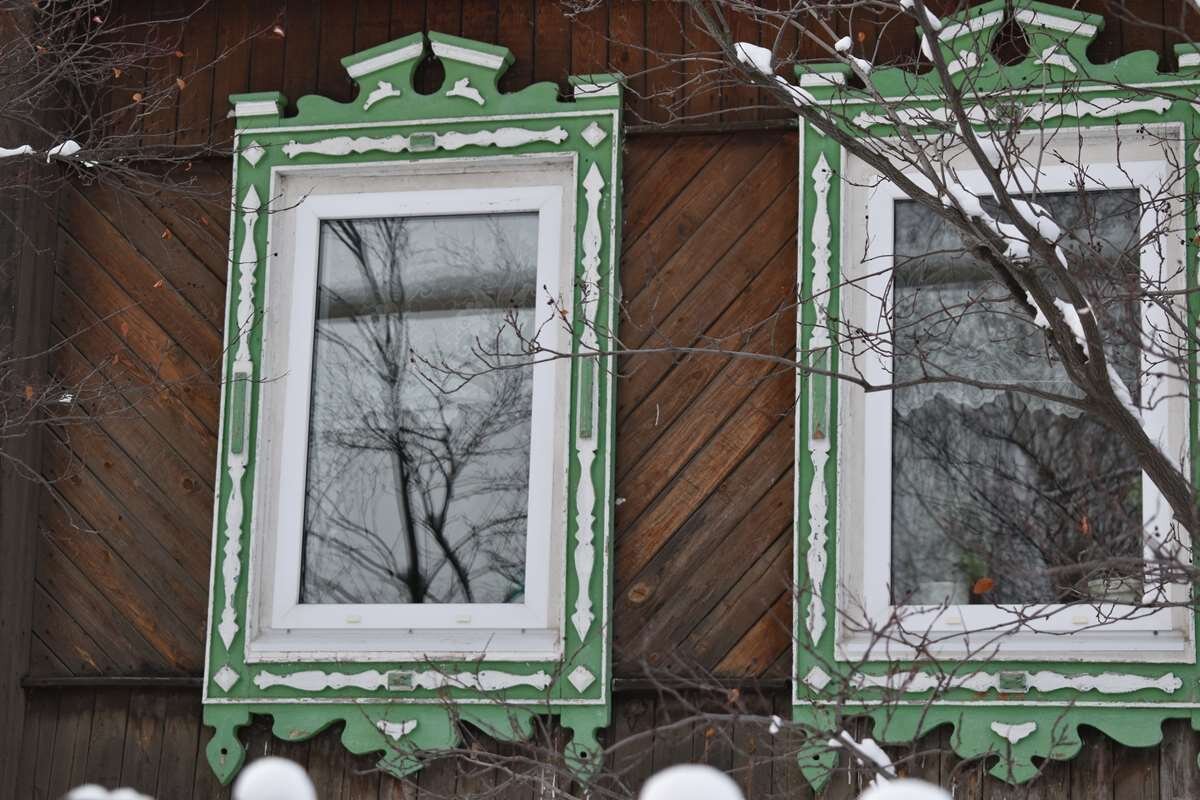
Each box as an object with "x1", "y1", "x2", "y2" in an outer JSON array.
[
  {"x1": 229, "y1": 31, "x2": 620, "y2": 127},
  {"x1": 795, "y1": 0, "x2": 1180, "y2": 103}
]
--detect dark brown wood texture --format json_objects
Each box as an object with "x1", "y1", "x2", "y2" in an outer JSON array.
[
  {"x1": 15, "y1": 687, "x2": 1200, "y2": 799},
  {"x1": 30, "y1": 131, "x2": 796, "y2": 680},
  {"x1": 9, "y1": 1, "x2": 1200, "y2": 797}
]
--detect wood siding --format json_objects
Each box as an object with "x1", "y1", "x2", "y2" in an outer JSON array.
[
  {"x1": 9, "y1": 0, "x2": 1200, "y2": 797},
  {"x1": 16, "y1": 686, "x2": 1200, "y2": 799}
]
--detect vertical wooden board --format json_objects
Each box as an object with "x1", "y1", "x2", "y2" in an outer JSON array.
[
  {"x1": 315, "y1": 0, "x2": 357, "y2": 101},
  {"x1": 341, "y1": 747, "x2": 383, "y2": 799},
  {"x1": 1112, "y1": 741, "x2": 1159, "y2": 800},
  {"x1": 681, "y1": 5, "x2": 719, "y2": 123},
  {"x1": 192, "y1": 722, "x2": 233, "y2": 800},
  {"x1": 14, "y1": 692, "x2": 41, "y2": 799},
  {"x1": 144, "y1": 0, "x2": 186, "y2": 143},
  {"x1": 156, "y1": 690, "x2": 204, "y2": 800},
  {"x1": 460, "y1": 0, "x2": 499, "y2": 44},
  {"x1": 1160, "y1": 718, "x2": 1200, "y2": 799},
  {"x1": 57, "y1": 690, "x2": 98, "y2": 796},
  {"x1": 724, "y1": 5, "x2": 761, "y2": 123},
  {"x1": 121, "y1": 690, "x2": 168, "y2": 793},
  {"x1": 305, "y1": 723, "x2": 348, "y2": 799},
  {"x1": 607, "y1": 694, "x2": 656, "y2": 796},
  {"x1": 424, "y1": 0, "x2": 462, "y2": 35},
  {"x1": 729, "y1": 691, "x2": 774, "y2": 799},
  {"x1": 86, "y1": 689, "x2": 132, "y2": 790},
  {"x1": 771, "y1": 692, "x2": 814, "y2": 800},
  {"x1": 643, "y1": 0, "x2": 683, "y2": 124},
  {"x1": 378, "y1": 772, "x2": 420, "y2": 800},
  {"x1": 176, "y1": 0, "x2": 220, "y2": 147},
  {"x1": 30, "y1": 690, "x2": 60, "y2": 800},
  {"x1": 497, "y1": 0, "x2": 534, "y2": 92},
  {"x1": 609, "y1": 1, "x2": 647, "y2": 122},
  {"x1": 282, "y1": 0, "x2": 321, "y2": 113},
  {"x1": 533, "y1": 0, "x2": 571, "y2": 87},
  {"x1": 416, "y1": 753, "x2": 460, "y2": 800},
  {"x1": 1069, "y1": 728, "x2": 1112, "y2": 800},
  {"x1": 249, "y1": 2, "x2": 287, "y2": 92},
  {"x1": 570, "y1": 2, "x2": 608, "y2": 76},
  {"x1": 356, "y1": 0, "x2": 395, "y2": 51},
  {"x1": 389, "y1": 0, "x2": 425, "y2": 38},
  {"x1": 650, "y1": 692, "x2": 695, "y2": 773},
  {"x1": 210, "y1": 0, "x2": 254, "y2": 144}
]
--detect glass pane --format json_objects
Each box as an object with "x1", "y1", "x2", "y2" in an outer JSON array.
[
  {"x1": 299, "y1": 213, "x2": 539, "y2": 605},
  {"x1": 890, "y1": 190, "x2": 1144, "y2": 606}
]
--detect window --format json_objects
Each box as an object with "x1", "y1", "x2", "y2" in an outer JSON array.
[
  {"x1": 250, "y1": 160, "x2": 574, "y2": 660},
  {"x1": 837, "y1": 132, "x2": 1189, "y2": 660},
  {"x1": 203, "y1": 31, "x2": 621, "y2": 786},
  {"x1": 789, "y1": 1, "x2": 1200, "y2": 787}
]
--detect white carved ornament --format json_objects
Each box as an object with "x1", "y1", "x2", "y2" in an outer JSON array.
[
  {"x1": 282, "y1": 126, "x2": 568, "y2": 159},
  {"x1": 805, "y1": 154, "x2": 833, "y2": 647},
  {"x1": 571, "y1": 163, "x2": 605, "y2": 642},
  {"x1": 377, "y1": 719, "x2": 418, "y2": 740},
  {"x1": 852, "y1": 96, "x2": 1171, "y2": 129},
  {"x1": 991, "y1": 721, "x2": 1037, "y2": 744},
  {"x1": 446, "y1": 77, "x2": 486, "y2": 106},
  {"x1": 218, "y1": 184, "x2": 261, "y2": 650},
  {"x1": 253, "y1": 668, "x2": 555, "y2": 693},
  {"x1": 853, "y1": 669, "x2": 1183, "y2": 695},
  {"x1": 363, "y1": 80, "x2": 402, "y2": 111}
]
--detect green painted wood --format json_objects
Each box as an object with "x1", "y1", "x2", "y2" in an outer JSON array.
[
  {"x1": 791, "y1": 0, "x2": 1200, "y2": 790},
  {"x1": 203, "y1": 30, "x2": 622, "y2": 788}
]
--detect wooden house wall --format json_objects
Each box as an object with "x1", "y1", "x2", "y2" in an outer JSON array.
[{"x1": 6, "y1": 1, "x2": 1200, "y2": 797}]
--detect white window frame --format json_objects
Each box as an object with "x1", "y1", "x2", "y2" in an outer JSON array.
[
  {"x1": 244, "y1": 154, "x2": 576, "y2": 663},
  {"x1": 836, "y1": 124, "x2": 1192, "y2": 662}
]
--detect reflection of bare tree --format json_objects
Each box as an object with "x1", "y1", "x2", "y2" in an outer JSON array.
[
  {"x1": 299, "y1": 214, "x2": 537, "y2": 606},
  {"x1": 890, "y1": 190, "x2": 1146, "y2": 605}
]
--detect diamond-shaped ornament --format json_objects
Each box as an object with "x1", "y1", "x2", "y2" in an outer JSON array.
[
  {"x1": 581, "y1": 122, "x2": 607, "y2": 148},
  {"x1": 213, "y1": 664, "x2": 240, "y2": 692},
  {"x1": 241, "y1": 141, "x2": 265, "y2": 167},
  {"x1": 567, "y1": 665, "x2": 596, "y2": 693}
]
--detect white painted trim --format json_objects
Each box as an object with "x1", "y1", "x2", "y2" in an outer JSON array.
[
  {"x1": 282, "y1": 125, "x2": 568, "y2": 158},
  {"x1": 446, "y1": 77, "x2": 486, "y2": 106},
  {"x1": 572, "y1": 82, "x2": 621, "y2": 99},
  {"x1": 363, "y1": 81, "x2": 402, "y2": 111},
  {"x1": 796, "y1": 71, "x2": 847, "y2": 88},
  {"x1": 835, "y1": 124, "x2": 1193, "y2": 662},
  {"x1": 570, "y1": 163, "x2": 605, "y2": 641},
  {"x1": 1016, "y1": 8, "x2": 1097, "y2": 37},
  {"x1": 851, "y1": 669, "x2": 1182, "y2": 694},
  {"x1": 238, "y1": 108, "x2": 617, "y2": 137},
  {"x1": 430, "y1": 41, "x2": 506, "y2": 69},
  {"x1": 991, "y1": 721, "x2": 1036, "y2": 744},
  {"x1": 253, "y1": 668, "x2": 554, "y2": 692},
  {"x1": 805, "y1": 153, "x2": 833, "y2": 648},
  {"x1": 217, "y1": 184, "x2": 262, "y2": 650},
  {"x1": 234, "y1": 100, "x2": 281, "y2": 117},
  {"x1": 937, "y1": 10, "x2": 1005, "y2": 42},
  {"x1": 852, "y1": 95, "x2": 1171, "y2": 129},
  {"x1": 346, "y1": 42, "x2": 425, "y2": 78}
]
